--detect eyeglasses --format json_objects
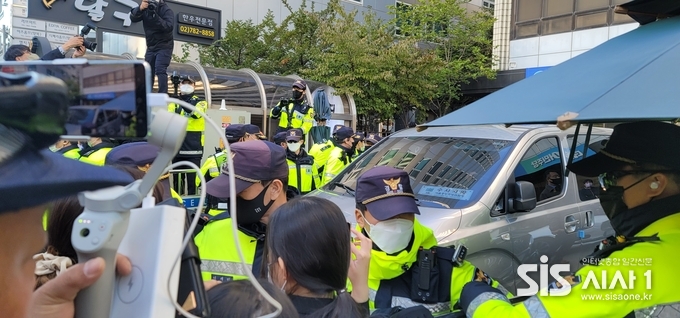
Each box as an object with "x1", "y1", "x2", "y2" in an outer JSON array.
[
  {"x1": 598, "y1": 170, "x2": 664, "y2": 189},
  {"x1": 287, "y1": 140, "x2": 299, "y2": 144}
]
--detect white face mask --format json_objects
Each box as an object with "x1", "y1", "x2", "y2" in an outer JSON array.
[
  {"x1": 179, "y1": 84, "x2": 194, "y2": 95},
  {"x1": 48, "y1": 145, "x2": 59, "y2": 152},
  {"x1": 363, "y1": 215, "x2": 414, "y2": 254},
  {"x1": 287, "y1": 142, "x2": 301, "y2": 153}
]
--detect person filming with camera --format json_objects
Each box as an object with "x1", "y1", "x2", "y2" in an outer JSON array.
[{"x1": 130, "y1": 0, "x2": 174, "y2": 94}]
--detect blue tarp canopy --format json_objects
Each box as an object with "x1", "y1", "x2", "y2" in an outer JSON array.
[
  {"x1": 418, "y1": 15, "x2": 680, "y2": 130},
  {"x1": 99, "y1": 92, "x2": 136, "y2": 112}
]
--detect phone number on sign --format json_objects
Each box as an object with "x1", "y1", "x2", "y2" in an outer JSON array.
[{"x1": 178, "y1": 24, "x2": 216, "y2": 39}]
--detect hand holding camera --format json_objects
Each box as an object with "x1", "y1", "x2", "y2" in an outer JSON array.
[{"x1": 140, "y1": 0, "x2": 148, "y2": 10}]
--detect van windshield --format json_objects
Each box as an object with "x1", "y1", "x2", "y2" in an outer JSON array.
[{"x1": 326, "y1": 136, "x2": 516, "y2": 209}]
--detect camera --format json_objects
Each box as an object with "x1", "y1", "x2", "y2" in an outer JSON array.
[
  {"x1": 147, "y1": 0, "x2": 158, "y2": 11},
  {"x1": 80, "y1": 22, "x2": 98, "y2": 52}
]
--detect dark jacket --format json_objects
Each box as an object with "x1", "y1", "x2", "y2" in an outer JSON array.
[
  {"x1": 40, "y1": 48, "x2": 65, "y2": 61},
  {"x1": 130, "y1": 1, "x2": 174, "y2": 51}
]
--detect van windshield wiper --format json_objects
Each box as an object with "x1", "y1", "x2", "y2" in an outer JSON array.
[{"x1": 332, "y1": 182, "x2": 355, "y2": 197}]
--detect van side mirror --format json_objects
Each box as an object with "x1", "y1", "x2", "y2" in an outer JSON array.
[{"x1": 508, "y1": 181, "x2": 536, "y2": 212}]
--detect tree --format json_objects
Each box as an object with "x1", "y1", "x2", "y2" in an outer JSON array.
[
  {"x1": 306, "y1": 2, "x2": 441, "y2": 127},
  {"x1": 390, "y1": 0, "x2": 496, "y2": 118}
]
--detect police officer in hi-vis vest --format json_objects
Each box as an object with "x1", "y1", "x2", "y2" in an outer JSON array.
[
  {"x1": 354, "y1": 166, "x2": 511, "y2": 315},
  {"x1": 194, "y1": 141, "x2": 290, "y2": 282},
  {"x1": 270, "y1": 79, "x2": 315, "y2": 136},
  {"x1": 461, "y1": 121, "x2": 680, "y2": 318},
  {"x1": 284, "y1": 128, "x2": 321, "y2": 195},
  {"x1": 168, "y1": 75, "x2": 208, "y2": 196},
  {"x1": 323, "y1": 126, "x2": 356, "y2": 185}
]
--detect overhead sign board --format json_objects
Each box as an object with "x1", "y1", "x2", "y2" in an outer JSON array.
[
  {"x1": 46, "y1": 22, "x2": 79, "y2": 35},
  {"x1": 13, "y1": 17, "x2": 46, "y2": 30},
  {"x1": 28, "y1": 0, "x2": 221, "y2": 45}
]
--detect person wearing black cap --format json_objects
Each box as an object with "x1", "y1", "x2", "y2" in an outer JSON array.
[
  {"x1": 365, "y1": 133, "x2": 381, "y2": 149},
  {"x1": 461, "y1": 121, "x2": 680, "y2": 317},
  {"x1": 168, "y1": 75, "x2": 208, "y2": 196},
  {"x1": 105, "y1": 141, "x2": 184, "y2": 204},
  {"x1": 284, "y1": 128, "x2": 321, "y2": 195},
  {"x1": 323, "y1": 125, "x2": 356, "y2": 185},
  {"x1": 272, "y1": 131, "x2": 288, "y2": 149},
  {"x1": 353, "y1": 166, "x2": 509, "y2": 314},
  {"x1": 196, "y1": 124, "x2": 266, "y2": 192},
  {"x1": 270, "y1": 79, "x2": 315, "y2": 136},
  {"x1": 352, "y1": 132, "x2": 366, "y2": 159},
  {"x1": 194, "y1": 140, "x2": 290, "y2": 282}
]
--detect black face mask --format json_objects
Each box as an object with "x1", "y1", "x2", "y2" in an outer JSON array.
[
  {"x1": 292, "y1": 90, "x2": 303, "y2": 100},
  {"x1": 235, "y1": 184, "x2": 275, "y2": 225},
  {"x1": 549, "y1": 178, "x2": 561, "y2": 187},
  {"x1": 598, "y1": 186, "x2": 629, "y2": 219},
  {"x1": 598, "y1": 176, "x2": 649, "y2": 220}
]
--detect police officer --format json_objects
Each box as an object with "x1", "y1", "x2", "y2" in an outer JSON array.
[
  {"x1": 354, "y1": 166, "x2": 510, "y2": 314},
  {"x1": 352, "y1": 132, "x2": 366, "y2": 159},
  {"x1": 323, "y1": 126, "x2": 355, "y2": 185},
  {"x1": 461, "y1": 121, "x2": 680, "y2": 317},
  {"x1": 196, "y1": 124, "x2": 265, "y2": 188},
  {"x1": 308, "y1": 138, "x2": 334, "y2": 176},
  {"x1": 284, "y1": 128, "x2": 321, "y2": 195},
  {"x1": 194, "y1": 141, "x2": 289, "y2": 281},
  {"x1": 272, "y1": 131, "x2": 288, "y2": 149},
  {"x1": 49, "y1": 139, "x2": 80, "y2": 160},
  {"x1": 365, "y1": 133, "x2": 382, "y2": 149},
  {"x1": 270, "y1": 79, "x2": 315, "y2": 135},
  {"x1": 105, "y1": 141, "x2": 183, "y2": 205},
  {"x1": 78, "y1": 137, "x2": 115, "y2": 166},
  {"x1": 169, "y1": 75, "x2": 208, "y2": 196}
]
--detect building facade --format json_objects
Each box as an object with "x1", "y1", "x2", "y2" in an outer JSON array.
[{"x1": 463, "y1": 0, "x2": 640, "y2": 98}]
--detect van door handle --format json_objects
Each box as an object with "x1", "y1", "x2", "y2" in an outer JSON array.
[
  {"x1": 584, "y1": 211, "x2": 594, "y2": 228},
  {"x1": 564, "y1": 215, "x2": 580, "y2": 233}
]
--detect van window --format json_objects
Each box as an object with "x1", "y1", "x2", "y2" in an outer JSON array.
[
  {"x1": 567, "y1": 134, "x2": 610, "y2": 201},
  {"x1": 326, "y1": 136, "x2": 515, "y2": 209},
  {"x1": 513, "y1": 137, "x2": 564, "y2": 203}
]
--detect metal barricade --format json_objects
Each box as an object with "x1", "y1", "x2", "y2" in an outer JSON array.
[{"x1": 168, "y1": 168, "x2": 203, "y2": 208}]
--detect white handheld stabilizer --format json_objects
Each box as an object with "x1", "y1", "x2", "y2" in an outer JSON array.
[{"x1": 72, "y1": 109, "x2": 188, "y2": 318}]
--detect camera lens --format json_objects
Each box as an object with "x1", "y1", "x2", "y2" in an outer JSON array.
[{"x1": 80, "y1": 228, "x2": 90, "y2": 237}]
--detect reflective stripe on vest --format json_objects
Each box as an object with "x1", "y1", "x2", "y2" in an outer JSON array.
[
  {"x1": 200, "y1": 260, "x2": 252, "y2": 278},
  {"x1": 467, "y1": 292, "x2": 513, "y2": 318},
  {"x1": 179, "y1": 150, "x2": 203, "y2": 155}
]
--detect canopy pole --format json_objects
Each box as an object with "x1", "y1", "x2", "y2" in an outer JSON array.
[{"x1": 566, "y1": 124, "x2": 581, "y2": 177}]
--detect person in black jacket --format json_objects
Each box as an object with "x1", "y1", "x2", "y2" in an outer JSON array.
[
  {"x1": 130, "y1": 0, "x2": 174, "y2": 94},
  {"x1": 3, "y1": 36, "x2": 84, "y2": 61}
]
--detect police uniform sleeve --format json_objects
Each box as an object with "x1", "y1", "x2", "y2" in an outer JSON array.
[
  {"x1": 461, "y1": 256, "x2": 665, "y2": 318},
  {"x1": 323, "y1": 153, "x2": 344, "y2": 185},
  {"x1": 270, "y1": 101, "x2": 283, "y2": 118},
  {"x1": 301, "y1": 107, "x2": 315, "y2": 135},
  {"x1": 191, "y1": 100, "x2": 208, "y2": 119}
]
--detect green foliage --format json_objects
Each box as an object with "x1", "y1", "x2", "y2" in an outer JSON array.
[
  {"x1": 185, "y1": 0, "x2": 495, "y2": 121},
  {"x1": 389, "y1": 0, "x2": 496, "y2": 117}
]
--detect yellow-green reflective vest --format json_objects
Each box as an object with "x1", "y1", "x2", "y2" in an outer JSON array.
[
  {"x1": 79, "y1": 147, "x2": 113, "y2": 166},
  {"x1": 168, "y1": 97, "x2": 208, "y2": 156},
  {"x1": 309, "y1": 140, "x2": 334, "y2": 169},
  {"x1": 286, "y1": 157, "x2": 321, "y2": 194},
  {"x1": 466, "y1": 212, "x2": 680, "y2": 318},
  {"x1": 196, "y1": 152, "x2": 227, "y2": 186},
  {"x1": 362, "y1": 219, "x2": 512, "y2": 314},
  {"x1": 323, "y1": 146, "x2": 351, "y2": 185},
  {"x1": 270, "y1": 101, "x2": 315, "y2": 134},
  {"x1": 194, "y1": 217, "x2": 257, "y2": 282}
]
